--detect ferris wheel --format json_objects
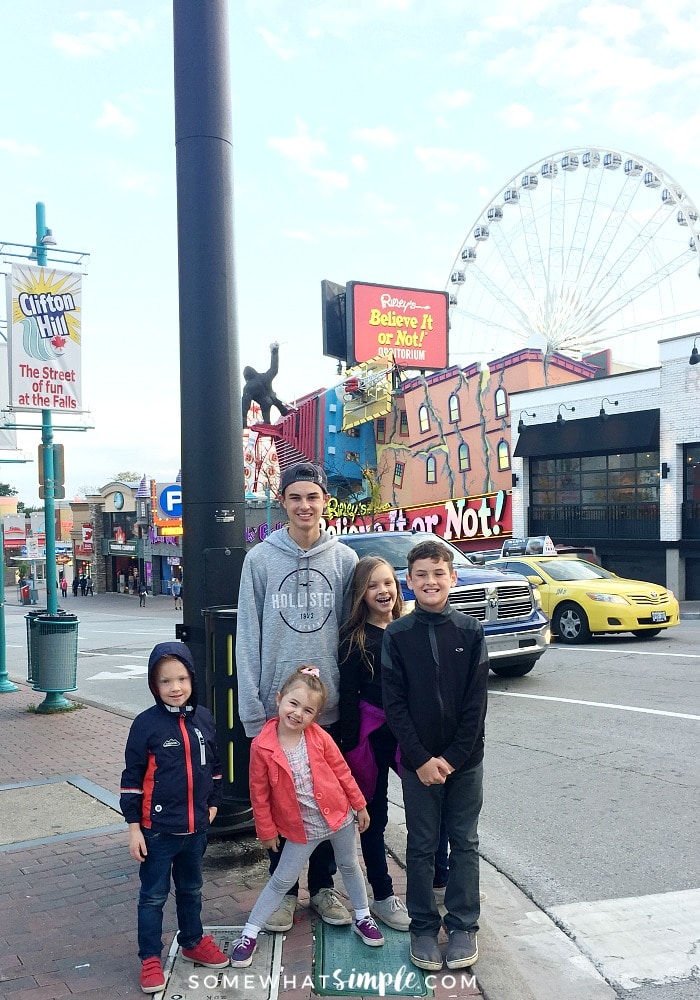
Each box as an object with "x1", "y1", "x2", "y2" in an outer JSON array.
[{"x1": 446, "y1": 147, "x2": 700, "y2": 366}]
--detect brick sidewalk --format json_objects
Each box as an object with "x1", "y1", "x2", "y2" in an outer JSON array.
[{"x1": 0, "y1": 683, "x2": 481, "y2": 999}]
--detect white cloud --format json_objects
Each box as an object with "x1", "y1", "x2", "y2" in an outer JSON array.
[
  {"x1": 498, "y1": 103, "x2": 535, "y2": 128},
  {"x1": 578, "y1": 3, "x2": 643, "y2": 39},
  {"x1": 309, "y1": 168, "x2": 349, "y2": 191},
  {"x1": 351, "y1": 154, "x2": 369, "y2": 171},
  {"x1": 52, "y1": 10, "x2": 153, "y2": 58},
  {"x1": 0, "y1": 138, "x2": 41, "y2": 156},
  {"x1": 429, "y1": 88, "x2": 473, "y2": 112},
  {"x1": 95, "y1": 101, "x2": 138, "y2": 138},
  {"x1": 268, "y1": 120, "x2": 326, "y2": 169},
  {"x1": 258, "y1": 27, "x2": 297, "y2": 59},
  {"x1": 280, "y1": 229, "x2": 316, "y2": 242},
  {"x1": 106, "y1": 162, "x2": 160, "y2": 196},
  {"x1": 415, "y1": 146, "x2": 488, "y2": 173},
  {"x1": 352, "y1": 127, "x2": 400, "y2": 148}
]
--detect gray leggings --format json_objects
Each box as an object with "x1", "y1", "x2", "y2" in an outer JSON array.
[{"x1": 249, "y1": 821, "x2": 367, "y2": 929}]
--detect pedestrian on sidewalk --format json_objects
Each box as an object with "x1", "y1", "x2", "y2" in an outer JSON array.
[
  {"x1": 338, "y1": 556, "x2": 411, "y2": 932},
  {"x1": 85, "y1": 574, "x2": 94, "y2": 596},
  {"x1": 230, "y1": 666, "x2": 384, "y2": 968},
  {"x1": 235, "y1": 462, "x2": 358, "y2": 933},
  {"x1": 138, "y1": 580, "x2": 148, "y2": 607},
  {"x1": 60, "y1": 575, "x2": 68, "y2": 599},
  {"x1": 383, "y1": 539, "x2": 489, "y2": 974},
  {"x1": 171, "y1": 577, "x2": 183, "y2": 611},
  {"x1": 120, "y1": 642, "x2": 229, "y2": 994}
]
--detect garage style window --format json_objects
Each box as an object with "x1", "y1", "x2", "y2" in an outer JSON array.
[{"x1": 531, "y1": 451, "x2": 660, "y2": 505}]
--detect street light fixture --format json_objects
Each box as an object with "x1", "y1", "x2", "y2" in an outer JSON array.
[
  {"x1": 599, "y1": 397, "x2": 618, "y2": 422},
  {"x1": 556, "y1": 403, "x2": 575, "y2": 427}
]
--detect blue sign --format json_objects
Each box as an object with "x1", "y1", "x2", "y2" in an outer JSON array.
[{"x1": 159, "y1": 485, "x2": 182, "y2": 518}]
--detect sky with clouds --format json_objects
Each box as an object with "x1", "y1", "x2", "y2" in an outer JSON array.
[{"x1": 1, "y1": 0, "x2": 699, "y2": 502}]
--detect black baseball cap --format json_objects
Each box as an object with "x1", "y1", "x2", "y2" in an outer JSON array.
[{"x1": 280, "y1": 462, "x2": 328, "y2": 494}]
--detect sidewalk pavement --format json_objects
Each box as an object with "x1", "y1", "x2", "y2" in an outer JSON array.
[
  {"x1": 0, "y1": 681, "x2": 483, "y2": 1000},
  {"x1": 4, "y1": 598, "x2": 697, "y2": 998}
]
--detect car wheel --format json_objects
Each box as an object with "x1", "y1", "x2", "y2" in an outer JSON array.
[
  {"x1": 553, "y1": 602, "x2": 591, "y2": 644},
  {"x1": 490, "y1": 658, "x2": 537, "y2": 677},
  {"x1": 632, "y1": 628, "x2": 663, "y2": 639}
]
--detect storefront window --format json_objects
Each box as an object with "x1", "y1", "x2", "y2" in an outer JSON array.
[{"x1": 531, "y1": 451, "x2": 660, "y2": 506}]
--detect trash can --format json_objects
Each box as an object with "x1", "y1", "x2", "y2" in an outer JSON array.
[
  {"x1": 30, "y1": 613, "x2": 79, "y2": 693},
  {"x1": 26, "y1": 609, "x2": 46, "y2": 684},
  {"x1": 202, "y1": 606, "x2": 253, "y2": 834},
  {"x1": 21, "y1": 584, "x2": 31, "y2": 606}
]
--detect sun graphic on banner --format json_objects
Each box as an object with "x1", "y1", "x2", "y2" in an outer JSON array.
[{"x1": 12, "y1": 266, "x2": 81, "y2": 346}]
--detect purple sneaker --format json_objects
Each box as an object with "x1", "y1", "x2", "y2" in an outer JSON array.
[
  {"x1": 230, "y1": 934, "x2": 257, "y2": 967},
  {"x1": 353, "y1": 915, "x2": 385, "y2": 947}
]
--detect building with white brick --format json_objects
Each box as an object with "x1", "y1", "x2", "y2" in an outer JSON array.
[{"x1": 510, "y1": 332, "x2": 700, "y2": 599}]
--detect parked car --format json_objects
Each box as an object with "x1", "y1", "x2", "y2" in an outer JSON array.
[
  {"x1": 489, "y1": 555, "x2": 680, "y2": 644},
  {"x1": 337, "y1": 531, "x2": 550, "y2": 677}
]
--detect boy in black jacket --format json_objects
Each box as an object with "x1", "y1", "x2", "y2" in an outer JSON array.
[
  {"x1": 382, "y1": 540, "x2": 489, "y2": 973},
  {"x1": 120, "y1": 642, "x2": 229, "y2": 993}
]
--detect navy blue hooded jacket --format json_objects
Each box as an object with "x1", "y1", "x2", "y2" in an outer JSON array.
[{"x1": 119, "y1": 642, "x2": 223, "y2": 834}]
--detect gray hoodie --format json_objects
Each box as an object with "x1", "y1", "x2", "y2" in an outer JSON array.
[{"x1": 236, "y1": 527, "x2": 358, "y2": 737}]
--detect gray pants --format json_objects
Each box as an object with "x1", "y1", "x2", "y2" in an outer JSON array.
[
  {"x1": 402, "y1": 761, "x2": 483, "y2": 937},
  {"x1": 248, "y1": 821, "x2": 367, "y2": 929}
]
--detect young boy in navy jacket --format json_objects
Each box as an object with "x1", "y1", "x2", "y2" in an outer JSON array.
[{"x1": 120, "y1": 642, "x2": 229, "y2": 993}]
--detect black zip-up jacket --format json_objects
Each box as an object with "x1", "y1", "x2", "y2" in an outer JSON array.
[
  {"x1": 120, "y1": 642, "x2": 223, "y2": 834},
  {"x1": 381, "y1": 603, "x2": 488, "y2": 773}
]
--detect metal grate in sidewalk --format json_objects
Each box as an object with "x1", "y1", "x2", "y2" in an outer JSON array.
[
  {"x1": 160, "y1": 926, "x2": 282, "y2": 1000},
  {"x1": 314, "y1": 922, "x2": 429, "y2": 996}
]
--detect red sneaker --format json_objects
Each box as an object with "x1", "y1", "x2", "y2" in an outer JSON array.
[
  {"x1": 140, "y1": 956, "x2": 165, "y2": 993},
  {"x1": 181, "y1": 934, "x2": 229, "y2": 968}
]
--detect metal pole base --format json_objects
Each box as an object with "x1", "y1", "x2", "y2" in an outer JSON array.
[
  {"x1": 34, "y1": 691, "x2": 73, "y2": 713},
  {"x1": 0, "y1": 676, "x2": 19, "y2": 694}
]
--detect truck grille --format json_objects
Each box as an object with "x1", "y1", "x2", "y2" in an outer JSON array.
[{"x1": 448, "y1": 582, "x2": 534, "y2": 622}]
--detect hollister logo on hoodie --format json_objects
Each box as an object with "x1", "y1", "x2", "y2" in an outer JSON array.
[{"x1": 271, "y1": 568, "x2": 335, "y2": 633}]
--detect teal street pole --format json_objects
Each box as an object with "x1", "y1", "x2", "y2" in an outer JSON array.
[
  {"x1": 0, "y1": 522, "x2": 19, "y2": 693},
  {"x1": 34, "y1": 202, "x2": 70, "y2": 711}
]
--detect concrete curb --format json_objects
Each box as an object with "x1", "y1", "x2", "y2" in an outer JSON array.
[{"x1": 383, "y1": 820, "x2": 616, "y2": 1000}]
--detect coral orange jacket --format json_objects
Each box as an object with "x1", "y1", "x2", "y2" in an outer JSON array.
[{"x1": 249, "y1": 719, "x2": 366, "y2": 844}]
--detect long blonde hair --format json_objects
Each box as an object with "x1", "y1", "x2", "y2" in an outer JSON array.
[{"x1": 340, "y1": 556, "x2": 403, "y2": 673}]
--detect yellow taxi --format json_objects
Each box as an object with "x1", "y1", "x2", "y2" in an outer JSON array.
[{"x1": 490, "y1": 554, "x2": 680, "y2": 644}]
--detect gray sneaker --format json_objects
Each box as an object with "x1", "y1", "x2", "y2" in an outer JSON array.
[
  {"x1": 263, "y1": 893, "x2": 296, "y2": 932},
  {"x1": 370, "y1": 895, "x2": 411, "y2": 931},
  {"x1": 310, "y1": 888, "x2": 352, "y2": 926},
  {"x1": 409, "y1": 933, "x2": 443, "y2": 971},
  {"x1": 445, "y1": 929, "x2": 478, "y2": 969}
]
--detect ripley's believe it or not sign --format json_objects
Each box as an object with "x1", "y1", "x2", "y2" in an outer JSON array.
[
  {"x1": 322, "y1": 490, "x2": 511, "y2": 544},
  {"x1": 7, "y1": 265, "x2": 82, "y2": 412},
  {"x1": 347, "y1": 281, "x2": 449, "y2": 370}
]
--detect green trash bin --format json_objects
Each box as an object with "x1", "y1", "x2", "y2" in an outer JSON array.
[
  {"x1": 31, "y1": 613, "x2": 79, "y2": 694},
  {"x1": 25, "y1": 609, "x2": 46, "y2": 685},
  {"x1": 202, "y1": 606, "x2": 253, "y2": 834},
  {"x1": 26, "y1": 609, "x2": 70, "y2": 684}
]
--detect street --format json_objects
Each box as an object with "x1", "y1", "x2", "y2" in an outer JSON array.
[
  {"x1": 4, "y1": 595, "x2": 699, "y2": 997},
  {"x1": 3, "y1": 592, "x2": 178, "y2": 718}
]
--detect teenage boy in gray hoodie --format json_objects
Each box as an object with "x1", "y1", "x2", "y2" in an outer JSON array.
[{"x1": 236, "y1": 462, "x2": 358, "y2": 932}]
